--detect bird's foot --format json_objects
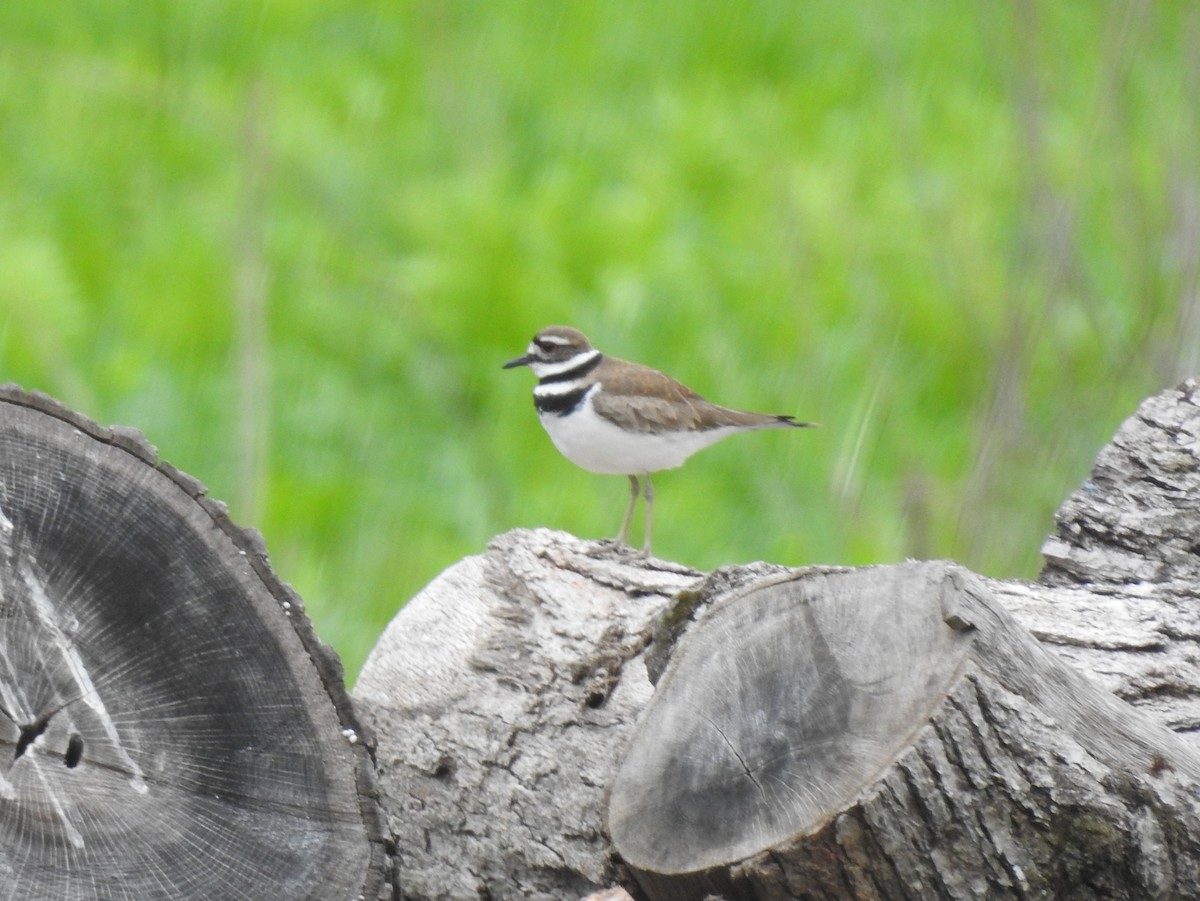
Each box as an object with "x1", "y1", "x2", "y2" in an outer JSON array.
[
  {"x1": 588, "y1": 537, "x2": 630, "y2": 557},
  {"x1": 589, "y1": 537, "x2": 651, "y2": 559}
]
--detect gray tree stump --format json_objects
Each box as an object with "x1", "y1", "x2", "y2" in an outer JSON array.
[
  {"x1": 354, "y1": 528, "x2": 710, "y2": 898},
  {"x1": 356, "y1": 379, "x2": 1200, "y2": 899},
  {"x1": 0, "y1": 387, "x2": 387, "y2": 900}
]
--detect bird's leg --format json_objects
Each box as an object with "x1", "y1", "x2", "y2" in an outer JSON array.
[
  {"x1": 615, "y1": 474, "x2": 640, "y2": 547},
  {"x1": 639, "y1": 474, "x2": 654, "y2": 557}
]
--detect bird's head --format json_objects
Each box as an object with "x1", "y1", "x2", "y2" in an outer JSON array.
[{"x1": 503, "y1": 326, "x2": 597, "y2": 378}]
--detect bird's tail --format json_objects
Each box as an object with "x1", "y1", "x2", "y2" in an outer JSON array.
[{"x1": 773, "y1": 415, "x2": 819, "y2": 429}]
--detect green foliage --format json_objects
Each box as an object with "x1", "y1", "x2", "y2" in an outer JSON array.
[{"x1": 0, "y1": 2, "x2": 1195, "y2": 679}]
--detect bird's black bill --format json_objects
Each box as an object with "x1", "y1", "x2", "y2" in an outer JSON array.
[{"x1": 502, "y1": 354, "x2": 533, "y2": 369}]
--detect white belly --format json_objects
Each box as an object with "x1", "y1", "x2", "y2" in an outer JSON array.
[{"x1": 538, "y1": 391, "x2": 738, "y2": 475}]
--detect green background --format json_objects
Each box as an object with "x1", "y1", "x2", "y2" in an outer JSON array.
[{"x1": 2, "y1": 3, "x2": 1195, "y2": 680}]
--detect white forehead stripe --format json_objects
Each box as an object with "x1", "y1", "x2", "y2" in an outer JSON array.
[{"x1": 537, "y1": 334, "x2": 573, "y2": 346}]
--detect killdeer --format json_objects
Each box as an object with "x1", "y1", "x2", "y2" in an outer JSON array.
[{"x1": 503, "y1": 326, "x2": 816, "y2": 555}]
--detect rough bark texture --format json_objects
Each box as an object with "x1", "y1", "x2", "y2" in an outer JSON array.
[
  {"x1": 357, "y1": 378, "x2": 1200, "y2": 899},
  {"x1": 0, "y1": 386, "x2": 388, "y2": 900},
  {"x1": 1021, "y1": 377, "x2": 1200, "y2": 736},
  {"x1": 354, "y1": 528, "x2": 720, "y2": 899},
  {"x1": 1040, "y1": 378, "x2": 1200, "y2": 589}
]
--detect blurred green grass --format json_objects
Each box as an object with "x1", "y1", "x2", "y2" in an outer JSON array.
[{"x1": 1, "y1": 2, "x2": 1196, "y2": 681}]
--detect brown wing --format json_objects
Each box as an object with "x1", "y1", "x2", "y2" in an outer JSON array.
[{"x1": 591, "y1": 357, "x2": 795, "y2": 432}]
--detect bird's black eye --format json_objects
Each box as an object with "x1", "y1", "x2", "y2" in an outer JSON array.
[{"x1": 535, "y1": 339, "x2": 554, "y2": 352}]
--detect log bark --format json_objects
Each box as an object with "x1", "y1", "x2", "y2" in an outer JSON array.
[
  {"x1": 1022, "y1": 377, "x2": 1200, "y2": 737},
  {"x1": 0, "y1": 386, "x2": 388, "y2": 900},
  {"x1": 354, "y1": 529, "x2": 715, "y2": 899},
  {"x1": 356, "y1": 378, "x2": 1200, "y2": 899},
  {"x1": 1040, "y1": 377, "x2": 1200, "y2": 590},
  {"x1": 609, "y1": 561, "x2": 1200, "y2": 899}
]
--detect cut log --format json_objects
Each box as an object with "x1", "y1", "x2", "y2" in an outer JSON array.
[
  {"x1": 0, "y1": 387, "x2": 387, "y2": 900},
  {"x1": 354, "y1": 528, "x2": 711, "y2": 900},
  {"x1": 608, "y1": 561, "x2": 1200, "y2": 899}
]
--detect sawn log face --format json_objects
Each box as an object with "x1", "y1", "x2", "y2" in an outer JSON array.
[{"x1": 0, "y1": 386, "x2": 386, "y2": 901}]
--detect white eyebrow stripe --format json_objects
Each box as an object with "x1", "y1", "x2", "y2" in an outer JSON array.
[
  {"x1": 533, "y1": 349, "x2": 600, "y2": 378},
  {"x1": 538, "y1": 334, "x2": 572, "y2": 346}
]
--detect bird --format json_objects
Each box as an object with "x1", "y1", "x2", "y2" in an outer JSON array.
[{"x1": 503, "y1": 325, "x2": 816, "y2": 555}]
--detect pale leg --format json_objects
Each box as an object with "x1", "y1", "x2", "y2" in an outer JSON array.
[
  {"x1": 616, "y1": 474, "x2": 640, "y2": 546},
  {"x1": 639, "y1": 474, "x2": 654, "y2": 557}
]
